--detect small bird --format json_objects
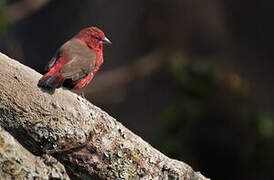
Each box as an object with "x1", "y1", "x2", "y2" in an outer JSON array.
[{"x1": 38, "y1": 26, "x2": 111, "y2": 90}]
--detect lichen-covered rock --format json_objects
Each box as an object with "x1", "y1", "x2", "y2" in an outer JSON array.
[
  {"x1": 0, "y1": 127, "x2": 69, "y2": 179},
  {"x1": 0, "y1": 52, "x2": 209, "y2": 180}
]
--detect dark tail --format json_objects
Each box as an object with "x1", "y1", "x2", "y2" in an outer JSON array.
[{"x1": 38, "y1": 75, "x2": 63, "y2": 89}]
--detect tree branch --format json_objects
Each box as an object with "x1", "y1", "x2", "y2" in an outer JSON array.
[
  {"x1": 0, "y1": 126, "x2": 69, "y2": 179},
  {"x1": 0, "y1": 52, "x2": 209, "y2": 180},
  {"x1": 3, "y1": 0, "x2": 51, "y2": 23},
  {"x1": 83, "y1": 50, "x2": 167, "y2": 95}
]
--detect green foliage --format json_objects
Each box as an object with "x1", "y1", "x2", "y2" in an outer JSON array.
[
  {"x1": 258, "y1": 113, "x2": 274, "y2": 138},
  {"x1": 169, "y1": 54, "x2": 218, "y2": 98},
  {"x1": 156, "y1": 54, "x2": 274, "y2": 179},
  {"x1": 0, "y1": 0, "x2": 8, "y2": 33}
]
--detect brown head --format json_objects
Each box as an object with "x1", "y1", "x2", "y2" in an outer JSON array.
[{"x1": 75, "y1": 26, "x2": 111, "y2": 51}]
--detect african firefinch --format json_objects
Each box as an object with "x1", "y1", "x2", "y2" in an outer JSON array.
[{"x1": 38, "y1": 26, "x2": 111, "y2": 90}]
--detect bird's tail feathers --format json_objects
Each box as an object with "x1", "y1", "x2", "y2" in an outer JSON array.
[{"x1": 38, "y1": 74, "x2": 63, "y2": 89}]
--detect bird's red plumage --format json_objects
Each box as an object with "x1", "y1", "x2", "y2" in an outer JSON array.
[{"x1": 38, "y1": 26, "x2": 110, "y2": 90}]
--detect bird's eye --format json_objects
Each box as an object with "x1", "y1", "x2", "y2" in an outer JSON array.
[{"x1": 94, "y1": 36, "x2": 99, "y2": 40}]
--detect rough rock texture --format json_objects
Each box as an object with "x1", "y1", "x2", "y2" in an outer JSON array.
[
  {"x1": 0, "y1": 52, "x2": 209, "y2": 180},
  {"x1": 0, "y1": 127, "x2": 69, "y2": 179}
]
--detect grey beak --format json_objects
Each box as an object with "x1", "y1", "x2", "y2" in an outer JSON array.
[{"x1": 102, "y1": 37, "x2": 112, "y2": 44}]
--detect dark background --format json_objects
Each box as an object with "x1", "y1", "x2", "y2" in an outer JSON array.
[{"x1": 1, "y1": 0, "x2": 274, "y2": 179}]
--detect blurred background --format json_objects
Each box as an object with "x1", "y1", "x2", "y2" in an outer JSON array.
[{"x1": 0, "y1": 0, "x2": 274, "y2": 179}]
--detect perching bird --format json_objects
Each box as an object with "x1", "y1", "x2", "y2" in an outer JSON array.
[{"x1": 38, "y1": 26, "x2": 111, "y2": 90}]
